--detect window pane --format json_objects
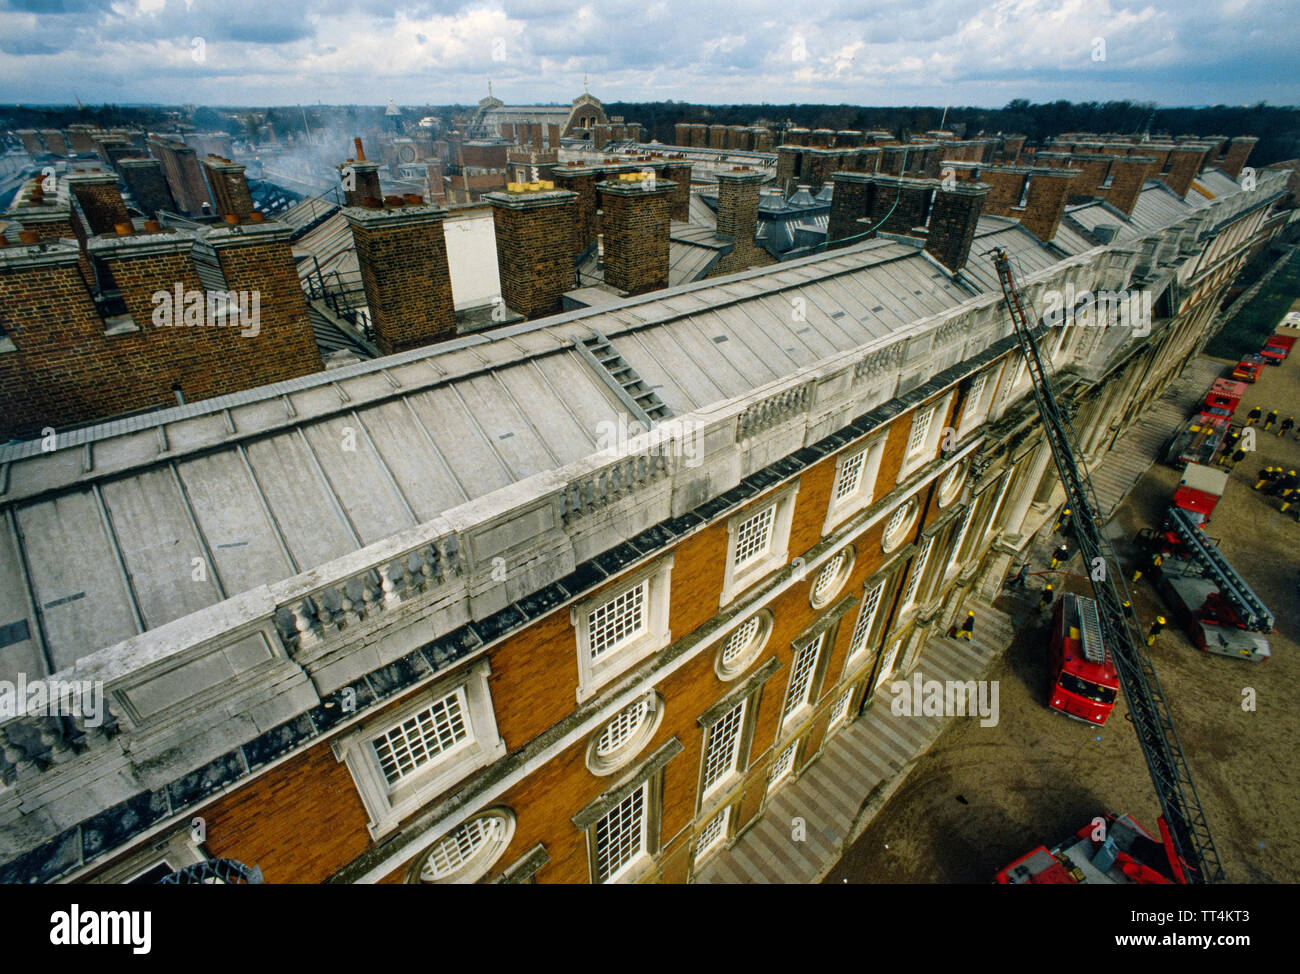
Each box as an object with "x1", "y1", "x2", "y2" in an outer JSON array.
[
  {"x1": 782, "y1": 633, "x2": 824, "y2": 722},
  {"x1": 734, "y1": 504, "x2": 777, "y2": 568},
  {"x1": 588, "y1": 580, "x2": 648, "y2": 660},
  {"x1": 372, "y1": 689, "x2": 470, "y2": 786},
  {"x1": 702, "y1": 699, "x2": 747, "y2": 793},
  {"x1": 595, "y1": 783, "x2": 648, "y2": 882}
]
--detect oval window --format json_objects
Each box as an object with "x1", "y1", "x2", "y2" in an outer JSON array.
[
  {"x1": 586, "y1": 692, "x2": 664, "y2": 775},
  {"x1": 714, "y1": 609, "x2": 774, "y2": 681},
  {"x1": 411, "y1": 809, "x2": 514, "y2": 884}
]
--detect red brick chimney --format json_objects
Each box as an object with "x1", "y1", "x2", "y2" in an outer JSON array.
[
  {"x1": 1016, "y1": 168, "x2": 1078, "y2": 242},
  {"x1": 65, "y1": 170, "x2": 130, "y2": 236},
  {"x1": 1162, "y1": 145, "x2": 1210, "y2": 197},
  {"x1": 345, "y1": 199, "x2": 456, "y2": 353},
  {"x1": 339, "y1": 160, "x2": 382, "y2": 206},
  {"x1": 1102, "y1": 155, "x2": 1156, "y2": 216},
  {"x1": 200, "y1": 156, "x2": 255, "y2": 220},
  {"x1": 1219, "y1": 137, "x2": 1258, "y2": 181},
  {"x1": 925, "y1": 182, "x2": 990, "y2": 273},
  {"x1": 485, "y1": 183, "x2": 578, "y2": 319},
  {"x1": 713, "y1": 168, "x2": 766, "y2": 275},
  {"x1": 597, "y1": 173, "x2": 676, "y2": 295}
]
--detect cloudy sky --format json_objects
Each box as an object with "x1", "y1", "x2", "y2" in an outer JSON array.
[{"x1": 1, "y1": 0, "x2": 1296, "y2": 107}]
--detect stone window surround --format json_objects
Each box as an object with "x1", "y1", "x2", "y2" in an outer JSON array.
[
  {"x1": 333, "y1": 657, "x2": 506, "y2": 840},
  {"x1": 898, "y1": 390, "x2": 957, "y2": 481},
  {"x1": 719, "y1": 482, "x2": 801, "y2": 607},
  {"x1": 822, "y1": 432, "x2": 889, "y2": 534},
  {"x1": 584, "y1": 690, "x2": 666, "y2": 777},
  {"x1": 572, "y1": 737, "x2": 683, "y2": 885},
  {"x1": 776, "y1": 595, "x2": 855, "y2": 739},
  {"x1": 406, "y1": 806, "x2": 516, "y2": 884},
  {"x1": 571, "y1": 555, "x2": 675, "y2": 704},
  {"x1": 694, "y1": 656, "x2": 781, "y2": 817}
]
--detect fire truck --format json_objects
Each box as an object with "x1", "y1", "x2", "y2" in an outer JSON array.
[
  {"x1": 1163, "y1": 413, "x2": 1228, "y2": 467},
  {"x1": 1048, "y1": 593, "x2": 1120, "y2": 726},
  {"x1": 995, "y1": 813, "x2": 1186, "y2": 884},
  {"x1": 1152, "y1": 507, "x2": 1273, "y2": 662},
  {"x1": 1259, "y1": 331, "x2": 1297, "y2": 365},
  {"x1": 1171, "y1": 462, "x2": 1229, "y2": 526},
  {"x1": 1231, "y1": 354, "x2": 1265, "y2": 383},
  {"x1": 1200, "y1": 378, "x2": 1247, "y2": 420}
]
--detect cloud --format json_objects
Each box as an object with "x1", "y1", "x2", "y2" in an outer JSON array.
[{"x1": 0, "y1": 0, "x2": 1294, "y2": 105}]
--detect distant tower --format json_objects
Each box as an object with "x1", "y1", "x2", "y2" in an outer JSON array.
[{"x1": 386, "y1": 98, "x2": 403, "y2": 134}]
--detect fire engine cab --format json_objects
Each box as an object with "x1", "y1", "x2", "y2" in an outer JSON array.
[
  {"x1": 996, "y1": 813, "x2": 1187, "y2": 884},
  {"x1": 1048, "y1": 593, "x2": 1119, "y2": 726}
]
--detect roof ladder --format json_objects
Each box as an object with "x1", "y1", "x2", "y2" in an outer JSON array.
[{"x1": 574, "y1": 331, "x2": 673, "y2": 427}]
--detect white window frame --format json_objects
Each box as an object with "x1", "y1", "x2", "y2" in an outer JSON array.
[
  {"x1": 720, "y1": 484, "x2": 799, "y2": 606},
  {"x1": 898, "y1": 392, "x2": 956, "y2": 481},
  {"x1": 89, "y1": 829, "x2": 209, "y2": 884},
  {"x1": 408, "y1": 808, "x2": 516, "y2": 884},
  {"x1": 780, "y1": 631, "x2": 828, "y2": 731},
  {"x1": 828, "y1": 683, "x2": 858, "y2": 733},
  {"x1": 809, "y1": 544, "x2": 855, "y2": 609},
  {"x1": 334, "y1": 658, "x2": 506, "y2": 839},
  {"x1": 572, "y1": 556, "x2": 674, "y2": 703},
  {"x1": 591, "y1": 780, "x2": 655, "y2": 884},
  {"x1": 957, "y1": 366, "x2": 999, "y2": 435},
  {"x1": 844, "y1": 578, "x2": 887, "y2": 672},
  {"x1": 899, "y1": 535, "x2": 935, "y2": 612},
  {"x1": 585, "y1": 691, "x2": 665, "y2": 776},
  {"x1": 767, "y1": 738, "x2": 801, "y2": 793},
  {"x1": 881, "y1": 497, "x2": 919, "y2": 553},
  {"x1": 714, "y1": 608, "x2": 774, "y2": 681},
  {"x1": 936, "y1": 458, "x2": 969, "y2": 508},
  {"x1": 824, "y1": 434, "x2": 887, "y2": 532},
  {"x1": 695, "y1": 804, "x2": 732, "y2": 862},
  {"x1": 700, "y1": 697, "x2": 749, "y2": 800}
]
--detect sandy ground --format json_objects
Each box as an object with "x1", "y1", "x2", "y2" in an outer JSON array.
[{"x1": 826, "y1": 345, "x2": 1300, "y2": 884}]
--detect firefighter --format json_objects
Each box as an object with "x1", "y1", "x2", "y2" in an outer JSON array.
[
  {"x1": 1281, "y1": 417, "x2": 1295, "y2": 438},
  {"x1": 1133, "y1": 550, "x2": 1162, "y2": 583},
  {"x1": 1271, "y1": 469, "x2": 1297, "y2": 498},
  {"x1": 955, "y1": 611, "x2": 975, "y2": 640},
  {"x1": 1007, "y1": 563, "x2": 1029, "y2": 589},
  {"x1": 1226, "y1": 448, "x2": 1247, "y2": 471},
  {"x1": 1121, "y1": 599, "x2": 1135, "y2": 619},
  {"x1": 1245, "y1": 405, "x2": 1263, "y2": 427},
  {"x1": 1264, "y1": 409, "x2": 1279, "y2": 431},
  {"x1": 1146, "y1": 616, "x2": 1167, "y2": 647},
  {"x1": 1038, "y1": 584, "x2": 1054, "y2": 611},
  {"x1": 1050, "y1": 543, "x2": 1069, "y2": 569},
  {"x1": 1254, "y1": 466, "x2": 1277, "y2": 491},
  {"x1": 1279, "y1": 470, "x2": 1299, "y2": 511},
  {"x1": 1054, "y1": 508, "x2": 1072, "y2": 534}
]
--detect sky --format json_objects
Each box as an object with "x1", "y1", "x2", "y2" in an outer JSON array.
[{"x1": 0, "y1": 0, "x2": 1296, "y2": 108}]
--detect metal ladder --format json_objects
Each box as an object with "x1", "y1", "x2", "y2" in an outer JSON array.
[
  {"x1": 1166, "y1": 507, "x2": 1273, "y2": 632},
  {"x1": 575, "y1": 332, "x2": 673, "y2": 427},
  {"x1": 992, "y1": 248, "x2": 1225, "y2": 884}
]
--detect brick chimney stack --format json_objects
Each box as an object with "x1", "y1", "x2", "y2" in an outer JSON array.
[
  {"x1": 345, "y1": 198, "x2": 456, "y2": 354},
  {"x1": 200, "y1": 156, "x2": 255, "y2": 220},
  {"x1": 148, "y1": 136, "x2": 214, "y2": 215},
  {"x1": 1102, "y1": 155, "x2": 1156, "y2": 216},
  {"x1": 713, "y1": 168, "x2": 765, "y2": 275},
  {"x1": 597, "y1": 173, "x2": 676, "y2": 296},
  {"x1": 1016, "y1": 168, "x2": 1078, "y2": 242},
  {"x1": 1219, "y1": 137, "x2": 1258, "y2": 181},
  {"x1": 1162, "y1": 145, "x2": 1209, "y2": 197},
  {"x1": 65, "y1": 170, "x2": 130, "y2": 236},
  {"x1": 925, "y1": 182, "x2": 990, "y2": 273},
  {"x1": 119, "y1": 157, "x2": 177, "y2": 220},
  {"x1": 485, "y1": 182, "x2": 578, "y2": 320},
  {"x1": 339, "y1": 160, "x2": 382, "y2": 206}
]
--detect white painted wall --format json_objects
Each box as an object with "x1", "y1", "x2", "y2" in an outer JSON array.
[{"x1": 444, "y1": 206, "x2": 500, "y2": 309}]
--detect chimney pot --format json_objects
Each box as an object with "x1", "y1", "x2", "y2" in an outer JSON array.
[
  {"x1": 224, "y1": 213, "x2": 239, "y2": 225},
  {"x1": 18, "y1": 230, "x2": 39, "y2": 245},
  {"x1": 114, "y1": 222, "x2": 132, "y2": 236},
  {"x1": 249, "y1": 211, "x2": 266, "y2": 223},
  {"x1": 144, "y1": 219, "x2": 163, "y2": 232},
  {"x1": 383, "y1": 194, "x2": 404, "y2": 207},
  {"x1": 403, "y1": 193, "x2": 424, "y2": 205},
  {"x1": 354, "y1": 137, "x2": 366, "y2": 162}
]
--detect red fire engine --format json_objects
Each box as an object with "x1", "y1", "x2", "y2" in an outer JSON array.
[
  {"x1": 995, "y1": 813, "x2": 1187, "y2": 884},
  {"x1": 1259, "y1": 331, "x2": 1296, "y2": 365},
  {"x1": 1231, "y1": 354, "x2": 1265, "y2": 383},
  {"x1": 1171, "y1": 462, "x2": 1228, "y2": 527},
  {"x1": 1201, "y1": 378, "x2": 1247, "y2": 420},
  {"x1": 1048, "y1": 593, "x2": 1119, "y2": 726}
]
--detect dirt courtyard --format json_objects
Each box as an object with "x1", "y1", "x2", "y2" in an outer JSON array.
[{"x1": 827, "y1": 344, "x2": 1300, "y2": 885}]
